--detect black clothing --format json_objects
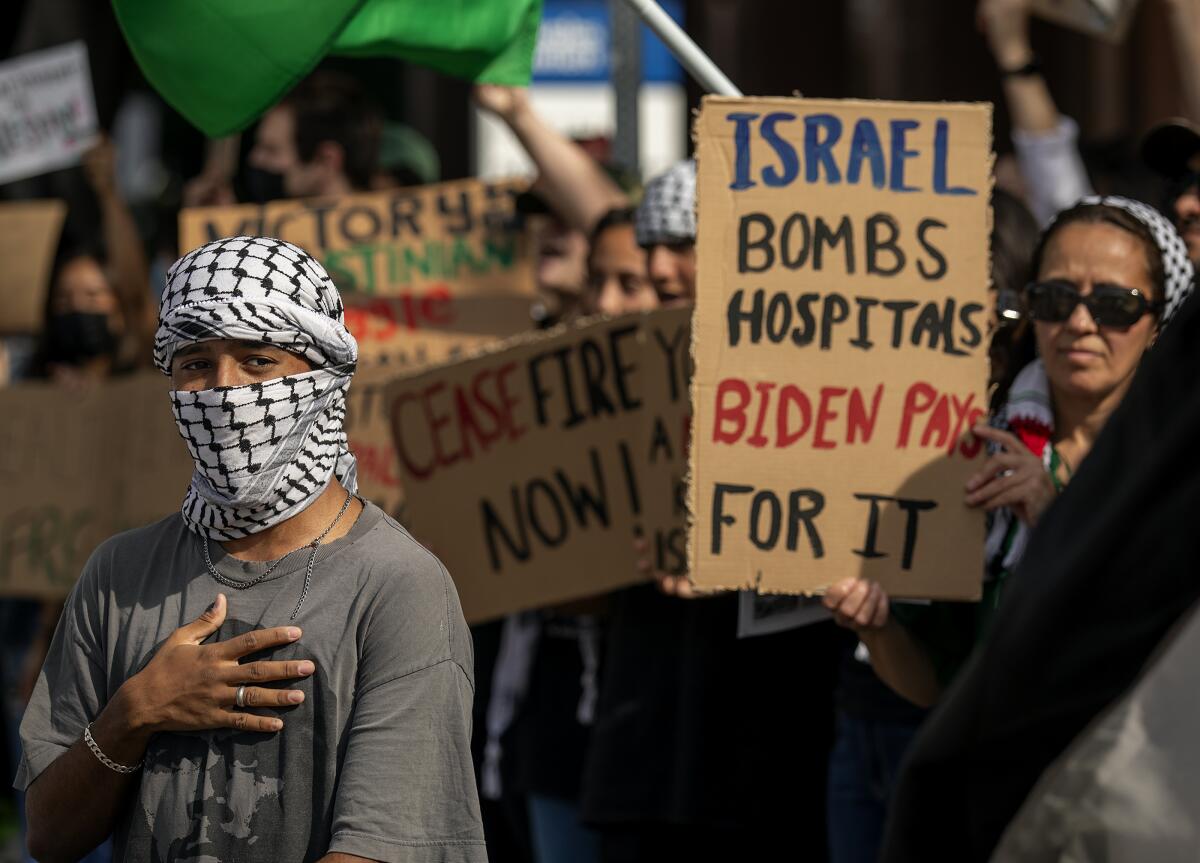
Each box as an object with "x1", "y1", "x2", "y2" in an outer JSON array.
[
  {"x1": 582, "y1": 586, "x2": 844, "y2": 860},
  {"x1": 881, "y1": 289, "x2": 1200, "y2": 861}
]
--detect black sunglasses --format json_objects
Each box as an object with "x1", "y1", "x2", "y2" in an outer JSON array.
[{"x1": 1024, "y1": 280, "x2": 1160, "y2": 328}]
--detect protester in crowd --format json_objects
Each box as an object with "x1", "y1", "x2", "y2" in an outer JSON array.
[
  {"x1": 585, "y1": 207, "x2": 658, "y2": 315},
  {"x1": 474, "y1": 85, "x2": 627, "y2": 324},
  {"x1": 825, "y1": 196, "x2": 1194, "y2": 708},
  {"x1": 1141, "y1": 119, "x2": 1200, "y2": 268},
  {"x1": 634, "y1": 160, "x2": 697, "y2": 308},
  {"x1": 882, "y1": 219, "x2": 1200, "y2": 863},
  {"x1": 246, "y1": 71, "x2": 382, "y2": 201},
  {"x1": 184, "y1": 70, "x2": 384, "y2": 207},
  {"x1": 979, "y1": 0, "x2": 1092, "y2": 225},
  {"x1": 17, "y1": 236, "x2": 486, "y2": 862},
  {"x1": 34, "y1": 137, "x2": 155, "y2": 386}
]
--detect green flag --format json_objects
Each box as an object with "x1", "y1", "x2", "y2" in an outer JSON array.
[{"x1": 112, "y1": 0, "x2": 543, "y2": 137}]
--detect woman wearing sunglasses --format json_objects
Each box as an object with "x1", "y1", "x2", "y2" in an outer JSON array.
[{"x1": 822, "y1": 195, "x2": 1196, "y2": 708}]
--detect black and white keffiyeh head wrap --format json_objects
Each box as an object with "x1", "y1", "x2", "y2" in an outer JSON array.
[
  {"x1": 155, "y1": 236, "x2": 359, "y2": 540},
  {"x1": 635, "y1": 159, "x2": 696, "y2": 248},
  {"x1": 1072, "y1": 195, "x2": 1195, "y2": 329}
]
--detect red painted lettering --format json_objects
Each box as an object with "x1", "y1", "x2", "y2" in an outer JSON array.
[
  {"x1": 897, "y1": 382, "x2": 937, "y2": 447},
  {"x1": 747, "y1": 381, "x2": 776, "y2": 448},
  {"x1": 813, "y1": 387, "x2": 847, "y2": 449},
  {"x1": 776, "y1": 385, "x2": 812, "y2": 447},
  {"x1": 847, "y1": 384, "x2": 884, "y2": 444},
  {"x1": 714, "y1": 378, "x2": 751, "y2": 444}
]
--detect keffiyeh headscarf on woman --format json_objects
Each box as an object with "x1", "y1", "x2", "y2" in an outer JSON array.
[
  {"x1": 155, "y1": 236, "x2": 359, "y2": 540},
  {"x1": 634, "y1": 159, "x2": 696, "y2": 248},
  {"x1": 985, "y1": 195, "x2": 1195, "y2": 574}
]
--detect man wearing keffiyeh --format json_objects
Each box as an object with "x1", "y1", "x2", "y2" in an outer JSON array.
[{"x1": 18, "y1": 237, "x2": 487, "y2": 863}]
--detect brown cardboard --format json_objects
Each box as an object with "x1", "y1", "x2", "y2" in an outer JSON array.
[
  {"x1": 1031, "y1": 0, "x2": 1140, "y2": 42},
  {"x1": 0, "y1": 372, "x2": 192, "y2": 598},
  {"x1": 345, "y1": 365, "x2": 412, "y2": 520},
  {"x1": 0, "y1": 368, "x2": 435, "y2": 597},
  {"x1": 386, "y1": 308, "x2": 691, "y2": 623},
  {"x1": 0, "y1": 199, "x2": 67, "y2": 333},
  {"x1": 689, "y1": 97, "x2": 992, "y2": 601},
  {"x1": 635, "y1": 305, "x2": 692, "y2": 579},
  {"x1": 179, "y1": 178, "x2": 536, "y2": 365}
]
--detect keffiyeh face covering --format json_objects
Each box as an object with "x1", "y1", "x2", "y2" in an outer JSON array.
[{"x1": 155, "y1": 236, "x2": 359, "y2": 540}]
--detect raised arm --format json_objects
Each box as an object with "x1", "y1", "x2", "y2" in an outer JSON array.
[
  {"x1": 475, "y1": 84, "x2": 628, "y2": 233},
  {"x1": 182, "y1": 134, "x2": 240, "y2": 207},
  {"x1": 1163, "y1": 0, "x2": 1200, "y2": 122},
  {"x1": 978, "y1": 0, "x2": 1093, "y2": 223},
  {"x1": 81, "y1": 137, "x2": 156, "y2": 359}
]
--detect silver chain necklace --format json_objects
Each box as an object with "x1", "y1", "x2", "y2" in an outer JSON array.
[{"x1": 201, "y1": 490, "x2": 355, "y2": 620}]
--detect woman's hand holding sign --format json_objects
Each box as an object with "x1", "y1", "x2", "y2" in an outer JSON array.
[
  {"x1": 964, "y1": 424, "x2": 1056, "y2": 527},
  {"x1": 823, "y1": 577, "x2": 890, "y2": 631},
  {"x1": 634, "y1": 535, "x2": 700, "y2": 599},
  {"x1": 823, "y1": 577, "x2": 941, "y2": 708}
]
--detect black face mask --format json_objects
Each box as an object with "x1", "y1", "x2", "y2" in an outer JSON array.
[
  {"x1": 45, "y1": 312, "x2": 118, "y2": 365},
  {"x1": 243, "y1": 166, "x2": 287, "y2": 204}
]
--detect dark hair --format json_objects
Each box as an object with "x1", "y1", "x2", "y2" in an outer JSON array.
[
  {"x1": 1032, "y1": 202, "x2": 1166, "y2": 301},
  {"x1": 589, "y1": 206, "x2": 636, "y2": 245},
  {"x1": 993, "y1": 189, "x2": 1040, "y2": 299},
  {"x1": 989, "y1": 190, "x2": 1039, "y2": 412},
  {"x1": 281, "y1": 71, "x2": 383, "y2": 191}
]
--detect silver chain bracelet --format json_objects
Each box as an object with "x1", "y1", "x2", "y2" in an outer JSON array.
[{"x1": 83, "y1": 723, "x2": 142, "y2": 775}]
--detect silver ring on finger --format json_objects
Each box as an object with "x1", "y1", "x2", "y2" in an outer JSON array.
[{"x1": 235, "y1": 685, "x2": 247, "y2": 709}]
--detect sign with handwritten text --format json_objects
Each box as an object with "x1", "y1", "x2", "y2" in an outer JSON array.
[
  {"x1": 0, "y1": 41, "x2": 98, "y2": 185},
  {"x1": 0, "y1": 371, "x2": 428, "y2": 597},
  {"x1": 387, "y1": 308, "x2": 691, "y2": 622},
  {"x1": 179, "y1": 178, "x2": 536, "y2": 368},
  {"x1": 689, "y1": 97, "x2": 992, "y2": 600}
]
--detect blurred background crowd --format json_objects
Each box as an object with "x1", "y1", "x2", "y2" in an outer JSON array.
[{"x1": 3, "y1": 0, "x2": 1200, "y2": 861}]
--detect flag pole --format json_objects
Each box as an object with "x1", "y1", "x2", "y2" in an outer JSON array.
[{"x1": 619, "y1": 0, "x2": 742, "y2": 97}]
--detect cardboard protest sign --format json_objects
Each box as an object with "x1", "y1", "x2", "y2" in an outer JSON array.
[
  {"x1": 345, "y1": 366, "x2": 410, "y2": 520},
  {"x1": 387, "y1": 308, "x2": 691, "y2": 623},
  {"x1": 0, "y1": 41, "x2": 99, "y2": 185},
  {"x1": 0, "y1": 199, "x2": 67, "y2": 333},
  {"x1": 1032, "y1": 0, "x2": 1140, "y2": 42},
  {"x1": 178, "y1": 178, "x2": 536, "y2": 368},
  {"x1": 689, "y1": 97, "x2": 992, "y2": 601},
  {"x1": 635, "y1": 306, "x2": 692, "y2": 578},
  {"x1": 0, "y1": 373, "x2": 193, "y2": 598}
]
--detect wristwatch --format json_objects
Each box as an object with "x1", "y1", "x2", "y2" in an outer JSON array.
[{"x1": 1000, "y1": 57, "x2": 1041, "y2": 78}]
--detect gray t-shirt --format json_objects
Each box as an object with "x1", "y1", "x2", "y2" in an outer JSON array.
[{"x1": 16, "y1": 501, "x2": 487, "y2": 863}]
